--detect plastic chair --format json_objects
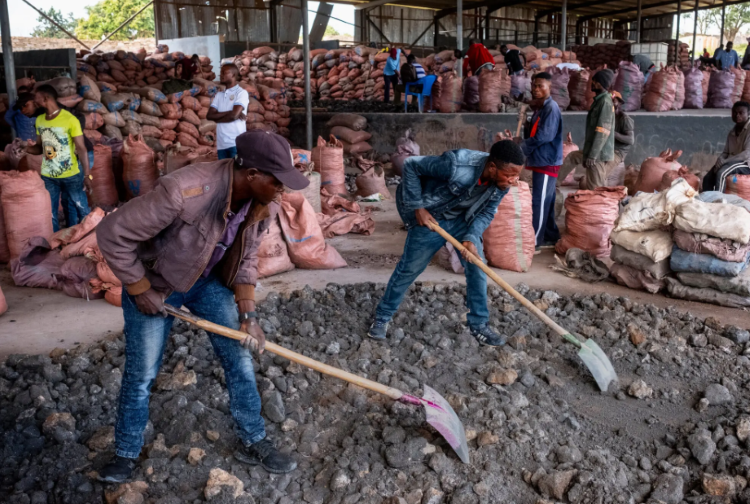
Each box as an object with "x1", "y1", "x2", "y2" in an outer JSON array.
[{"x1": 404, "y1": 75, "x2": 437, "y2": 113}]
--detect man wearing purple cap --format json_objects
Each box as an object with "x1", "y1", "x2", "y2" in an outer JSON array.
[{"x1": 96, "y1": 131, "x2": 309, "y2": 482}]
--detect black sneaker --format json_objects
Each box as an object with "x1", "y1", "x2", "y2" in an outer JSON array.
[
  {"x1": 235, "y1": 438, "x2": 297, "y2": 474},
  {"x1": 470, "y1": 325, "x2": 507, "y2": 346},
  {"x1": 367, "y1": 320, "x2": 389, "y2": 340},
  {"x1": 97, "y1": 455, "x2": 136, "y2": 483}
]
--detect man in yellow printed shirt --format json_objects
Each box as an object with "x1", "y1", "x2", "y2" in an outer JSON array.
[{"x1": 26, "y1": 84, "x2": 91, "y2": 232}]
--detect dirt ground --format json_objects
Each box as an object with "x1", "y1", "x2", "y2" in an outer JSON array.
[{"x1": 1, "y1": 196, "x2": 747, "y2": 360}]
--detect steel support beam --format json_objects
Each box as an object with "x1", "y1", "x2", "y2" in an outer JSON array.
[
  {"x1": 93, "y1": 0, "x2": 154, "y2": 51},
  {"x1": 365, "y1": 9, "x2": 391, "y2": 43},
  {"x1": 302, "y1": 0, "x2": 312, "y2": 150},
  {"x1": 720, "y1": 3, "x2": 725, "y2": 45},
  {"x1": 675, "y1": 0, "x2": 681, "y2": 59},
  {"x1": 436, "y1": 0, "x2": 525, "y2": 19},
  {"x1": 457, "y1": 0, "x2": 463, "y2": 78},
  {"x1": 309, "y1": 1, "x2": 333, "y2": 44},
  {"x1": 1, "y1": 0, "x2": 16, "y2": 139},
  {"x1": 561, "y1": 0, "x2": 567, "y2": 50},
  {"x1": 20, "y1": 0, "x2": 90, "y2": 49},
  {"x1": 485, "y1": 9, "x2": 491, "y2": 41},
  {"x1": 409, "y1": 20, "x2": 433, "y2": 48},
  {"x1": 636, "y1": 0, "x2": 642, "y2": 41},
  {"x1": 536, "y1": 0, "x2": 621, "y2": 19},
  {"x1": 691, "y1": 0, "x2": 698, "y2": 61}
]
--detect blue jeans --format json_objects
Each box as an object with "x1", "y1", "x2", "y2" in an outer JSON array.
[
  {"x1": 116, "y1": 275, "x2": 265, "y2": 458},
  {"x1": 383, "y1": 74, "x2": 399, "y2": 103},
  {"x1": 217, "y1": 146, "x2": 237, "y2": 160},
  {"x1": 62, "y1": 152, "x2": 95, "y2": 227},
  {"x1": 375, "y1": 216, "x2": 489, "y2": 328},
  {"x1": 43, "y1": 169, "x2": 91, "y2": 232},
  {"x1": 530, "y1": 170, "x2": 560, "y2": 246}
]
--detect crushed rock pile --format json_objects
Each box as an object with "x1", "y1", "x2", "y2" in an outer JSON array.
[{"x1": 2, "y1": 282, "x2": 750, "y2": 504}]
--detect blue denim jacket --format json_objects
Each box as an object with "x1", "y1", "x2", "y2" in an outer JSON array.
[{"x1": 396, "y1": 149, "x2": 508, "y2": 247}]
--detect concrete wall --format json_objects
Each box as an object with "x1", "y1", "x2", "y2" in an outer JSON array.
[
  {"x1": 158, "y1": 35, "x2": 223, "y2": 71},
  {"x1": 290, "y1": 110, "x2": 732, "y2": 171}
]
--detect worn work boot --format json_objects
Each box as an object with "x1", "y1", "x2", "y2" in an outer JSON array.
[
  {"x1": 367, "y1": 320, "x2": 389, "y2": 340},
  {"x1": 470, "y1": 324, "x2": 507, "y2": 346},
  {"x1": 235, "y1": 438, "x2": 297, "y2": 474},
  {"x1": 97, "y1": 455, "x2": 137, "y2": 483}
]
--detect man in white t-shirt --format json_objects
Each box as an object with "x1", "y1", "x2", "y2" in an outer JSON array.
[{"x1": 208, "y1": 64, "x2": 249, "y2": 159}]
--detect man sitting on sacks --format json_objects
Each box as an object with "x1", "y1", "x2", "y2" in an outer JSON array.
[
  {"x1": 95, "y1": 131, "x2": 309, "y2": 483},
  {"x1": 702, "y1": 101, "x2": 750, "y2": 192},
  {"x1": 367, "y1": 140, "x2": 525, "y2": 346},
  {"x1": 557, "y1": 69, "x2": 617, "y2": 190}
]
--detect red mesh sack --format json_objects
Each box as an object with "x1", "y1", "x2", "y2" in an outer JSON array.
[
  {"x1": 634, "y1": 149, "x2": 682, "y2": 194},
  {"x1": 311, "y1": 135, "x2": 347, "y2": 197},
  {"x1": 121, "y1": 134, "x2": 157, "y2": 200},
  {"x1": 0, "y1": 171, "x2": 54, "y2": 260},
  {"x1": 91, "y1": 144, "x2": 119, "y2": 207},
  {"x1": 258, "y1": 216, "x2": 294, "y2": 278},
  {"x1": 483, "y1": 181, "x2": 535, "y2": 272}
]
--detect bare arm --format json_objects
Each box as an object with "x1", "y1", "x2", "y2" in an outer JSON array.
[
  {"x1": 26, "y1": 134, "x2": 43, "y2": 155},
  {"x1": 207, "y1": 105, "x2": 245, "y2": 123},
  {"x1": 73, "y1": 135, "x2": 89, "y2": 176}
]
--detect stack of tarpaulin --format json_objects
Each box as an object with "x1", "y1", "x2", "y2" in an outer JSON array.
[{"x1": 609, "y1": 178, "x2": 750, "y2": 308}]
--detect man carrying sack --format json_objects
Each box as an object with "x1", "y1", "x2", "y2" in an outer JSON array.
[
  {"x1": 96, "y1": 131, "x2": 309, "y2": 483},
  {"x1": 558, "y1": 69, "x2": 617, "y2": 190},
  {"x1": 368, "y1": 141, "x2": 525, "y2": 346}
]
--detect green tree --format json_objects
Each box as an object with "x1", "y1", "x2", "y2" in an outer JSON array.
[
  {"x1": 324, "y1": 26, "x2": 340, "y2": 37},
  {"x1": 681, "y1": 10, "x2": 714, "y2": 35},
  {"x1": 30, "y1": 8, "x2": 78, "y2": 38},
  {"x1": 707, "y1": 4, "x2": 750, "y2": 43},
  {"x1": 75, "y1": 0, "x2": 154, "y2": 41}
]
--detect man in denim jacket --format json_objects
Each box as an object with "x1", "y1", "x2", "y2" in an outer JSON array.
[{"x1": 369, "y1": 141, "x2": 525, "y2": 346}]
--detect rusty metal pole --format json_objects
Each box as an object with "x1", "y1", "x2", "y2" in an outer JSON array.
[
  {"x1": 1, "y1": 0, "x2": 16, "y2": 140},
  {"x1": 561, "y1": 0, "x2": 567, "y2": 51},
  {"x1": 302, "y1": 0, "x2": 312, "y2": 150}
]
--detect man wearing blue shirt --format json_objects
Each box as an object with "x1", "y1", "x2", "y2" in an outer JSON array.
[
  {"x1": 717, "y1": 42, "x2": 739, "y2": 70},
  {"x1": 367, "y1": 141, "x2": 525, "y2": 346},
  {"x1": 384, "y1": 48, "x2": 401, "y2": 103},
  {"x1": 5, "y1": 92, "x2": 40, "y2": 141},
  {"x1": 517, "y1": 72, "x2": 563, "y2": 250}
]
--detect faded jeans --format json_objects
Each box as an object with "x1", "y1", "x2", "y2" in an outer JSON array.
[
  {"x1": 43, "y1": 169, "x2": 90, "y2": 232},
  {"x1": 217, "y1": 146, "x2": 237, "y2": 160},
  {"x1": 115, "y1": 275, "x2": 265, "y2": 458},
  {"x1": 375, "y1": 216, "x2": 489, "y2": 328}
]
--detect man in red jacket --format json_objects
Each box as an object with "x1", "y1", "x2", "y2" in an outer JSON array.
[{"x1": 463, "y1": 39, "x2": 495, "y2": 76}]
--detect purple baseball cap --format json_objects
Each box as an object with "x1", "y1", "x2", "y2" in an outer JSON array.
[{"x1": 235, "y1": 130, "x2": 310, "y2": 191}]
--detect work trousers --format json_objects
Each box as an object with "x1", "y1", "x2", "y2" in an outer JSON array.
[
  {"x1": 702, "y1": 160, "x2": 750, "y2": 192},
  {"x1": 558, "y1": 151, "x2": 619, "y2": 190},
  {"x1": 217, "y1": 146, "x2": 237, "y2": 160},
  {"x1": 530, "y1": 170, "x2": 560, "y2": 246},
  {"x1": 115, "y1": 275, "x2": 265, "y2": 459},
  {"x1": 383, "y1": 74, "x2": 400, "y2": 103},
  {"x1": 43, "y1": 169, "x2": 91, "y2": 233},
  {"x1": 375, "y1": 216, "x2": 489, "y2": 328}
]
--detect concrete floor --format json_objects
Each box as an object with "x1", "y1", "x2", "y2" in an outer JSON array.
[{"x1": 1, "y1": 195, "x2": 748, "y2": 360}]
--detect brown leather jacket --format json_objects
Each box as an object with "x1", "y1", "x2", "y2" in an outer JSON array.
[{"x1": 97, "y1": 159, "x2": 276, "y2": 300}]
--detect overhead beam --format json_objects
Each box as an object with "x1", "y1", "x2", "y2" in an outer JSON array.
[
  {"x1": 365, "y1": 9, "x2": 391, "y2": 43},
  {"x1": 309, "y1": 1, "x2": 333, "y2": 43},
  {"x1": 614, "y1": 0, "x2": 742, "y2": 22},
  {"x1": 536, "y1": 0, "x2": 620, "y2": 18},
  {"x1": 354, "y1": 0, "x2": 391, "y2": 10},
  {"x1": 436, "y1": 0, "x2": 526, "y2": 20}
]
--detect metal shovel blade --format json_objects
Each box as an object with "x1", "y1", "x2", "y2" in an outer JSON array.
[
  {"x1": 416, "y1": 384, "x2": 470, "y2": 464},
  {"x1": 577, "y1": 338, "x2": 618, "y2": 392}
]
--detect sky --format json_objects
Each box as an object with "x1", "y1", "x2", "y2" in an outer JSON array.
[
  {"x1": 5, "y1": 0, "x2": 95, "y2": 37},
  {"x1": 4, "y1": 0, "x2": 356, "y2": 39}
]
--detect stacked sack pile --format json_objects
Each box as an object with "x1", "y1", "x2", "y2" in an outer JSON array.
[
  {"x1": 324, "y1": 113, "x2": 373, "y2": 155},
  {"x1": 609, "y1": 178, "x2": 696, "y2": 293},
  {"x1": 72, "y1": 45, "x2": 219, "y2": 151},
  {"x1": 642, "y1": 65, "x2": 685, "y2": 112},
  {"x1": 667, "y1": 192, "x2": 750, "y2": 307},
  {"x1": 571, "y1": 41, "x2": 631, "y2": 70},
  {"x1": 607, "y1": 177, "x2": 750, "y2": 308},
  {"x1": 0, "y1": 170, "x2": 125, "y2": 306},
  {"x1": 668, "y1": 42, "x2": 691, "y2": 70}
]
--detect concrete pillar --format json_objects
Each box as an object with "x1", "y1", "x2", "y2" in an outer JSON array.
[{"x1": 302, "y1": 0, "x2": 312, "y2": 150}]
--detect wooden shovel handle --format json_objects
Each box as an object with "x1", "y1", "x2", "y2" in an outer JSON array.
[
  {"x1": 428, "y1": 223, "x2": 569, "y2": 338},
  {"x1": 164, "y1": 305, "x2": 405, "y2": 400},
  {"x1": 515, "y1": 104, "x2": 529, "y2": 138}
]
